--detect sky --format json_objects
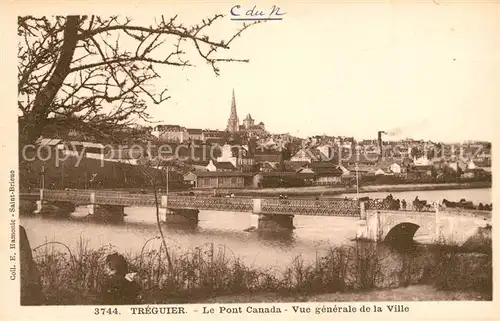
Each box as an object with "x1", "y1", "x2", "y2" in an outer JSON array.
[{"x1": 19, "y1": 1, "x2": 500, "y2": 143}]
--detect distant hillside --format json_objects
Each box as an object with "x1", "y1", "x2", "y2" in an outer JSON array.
[{"x1": 19, "y1": 154, "x2": 187, "y2": 191}]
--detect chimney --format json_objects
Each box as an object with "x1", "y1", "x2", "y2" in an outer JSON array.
[{"x1": 378, "y1": 131, "x2": 384, "y2": 160}]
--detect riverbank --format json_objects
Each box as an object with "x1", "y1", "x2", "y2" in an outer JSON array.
[
  {"x1": 30, "y1": 239, "x2": 492, "y2": 305},
  {"x1": 190, "y1": 181, "x2": 491, "y2": 198}
]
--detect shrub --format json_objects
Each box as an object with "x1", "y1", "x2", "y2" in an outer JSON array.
[{"x1": 30, "y1": 238, "x2": 492, "y2": 305}]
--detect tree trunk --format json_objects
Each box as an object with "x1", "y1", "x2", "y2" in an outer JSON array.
[{"x1": 21, "y1": 15, "x2": 80, "y2": 144}]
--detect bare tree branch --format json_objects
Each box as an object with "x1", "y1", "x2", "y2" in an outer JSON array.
[{"x1": 18, "y1": 15, "x2": 260, "y2": 144}]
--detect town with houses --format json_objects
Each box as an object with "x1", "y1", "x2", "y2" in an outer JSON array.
[{"x1": 26, "y1": 90, "x2": 492, "y2": 192}]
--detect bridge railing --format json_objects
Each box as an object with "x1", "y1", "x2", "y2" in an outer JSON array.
[
  {"x1": 167, "y1": 195, "x2": 254, "y2": 212},
  {"x1": 34, "y1": 190, "x2": 491, "y2": 219},
  {"x1": 43, "y1": 189, "x2": 91, "y2": 202},
  {"x1": 94, "y1": 193, "x2": 156, "y2": 206},
  {"x1": 366, "y1": 199, "x2": 436, "y2": 213},
  {"x1": 260, "y1": 198, "x2": 360, "y2": 217}
]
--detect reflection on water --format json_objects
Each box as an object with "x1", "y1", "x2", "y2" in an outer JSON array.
[{"x1": 21, "y1": 188, "x2": 491, "y2": 270}]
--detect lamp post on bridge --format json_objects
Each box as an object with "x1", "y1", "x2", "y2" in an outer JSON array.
[
  {"x1": 165, "y1": 166, "x2": 170, "y2": 195},
  {"x1": 40, "y1": 165, "x2": 45, "y2": 190},
  {"x1": 355, "y1": 163, "x2": 359, "y2": 201},
  {"x1": 61, "y1": 159, "x2": 65, "y2": 188}
]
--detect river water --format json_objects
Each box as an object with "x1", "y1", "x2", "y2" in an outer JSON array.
[{"x1": 21, "y1": 188, "x2": 491, "y2": 270}]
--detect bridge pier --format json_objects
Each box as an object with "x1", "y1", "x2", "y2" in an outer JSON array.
[
  {"x1": 252, "y1": 199, "x2": 295, "y2": 232},
  {"x1": 257, "y1": 214, "x2": 295, "y2": 231},
  {"x1": 356, "y1": 202, "x2": 369, "y2": 239},
  {"x1": 163, "y1": 208, "x2": 200, "y2": 225},
  {"x1": 364, "y1": 210, "x2": 382, "y2": 241},
  {"x1": 87, "y1": 204, "x2": 125, "y2": 222},
  {"x1": 33, "y1": 200, "x2": 75, "y2": 217},
  {"x1": 160, "y1": 196, "x2": 199, "y2": 226},
  {"x1": 20, "y1": 199, "x2": 37, "y2": 215}
]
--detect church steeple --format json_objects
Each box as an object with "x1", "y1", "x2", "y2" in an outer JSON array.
[{"x1": 226, "y1": 89, "x2": 239, "y2": 133}]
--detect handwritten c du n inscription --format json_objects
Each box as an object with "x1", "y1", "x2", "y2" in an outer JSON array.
[
  {"x1": 230, "y1": 5, "x2": 286, "y2": 20},
  {"x1": 3, "y1": 1, "x2": 497, "y2": 320}
]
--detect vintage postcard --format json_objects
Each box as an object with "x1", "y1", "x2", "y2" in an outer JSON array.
[{"x1": 1, "y1": 0, "x2": 498, "y2": 320}]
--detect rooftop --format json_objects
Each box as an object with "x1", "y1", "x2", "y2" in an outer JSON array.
[
  {"x1": 36, "y1": 138, "x2": 61, "y2": 146},
  {"x1": 187, "y1": 128, "x2": 203, "y2": 134},
  {"x1": 342, "y1": 152, "x2": 380, "y2": 164},
  {"x1": 213, "y1": 161, "x2": 236, "y2": 170},
  {"x1": 192, "y1": 171, "x2": 255, "y2": 177}
]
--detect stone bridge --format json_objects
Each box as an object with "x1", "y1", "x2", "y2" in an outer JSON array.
[{"x1": 357, "y1": 203, "x2": 492, "y2": 246}]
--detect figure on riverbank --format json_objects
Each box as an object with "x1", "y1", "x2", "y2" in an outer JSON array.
[
  {"x1": 20, "y1": 225, "x2": 44, "y2": 305},
  {"x1": 101, "y1": 252, "x2": 140, "y2": 305}
]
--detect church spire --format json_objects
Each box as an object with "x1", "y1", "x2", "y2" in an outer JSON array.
[{"x1": 226, "y1": 89, "x2": 239, "y2": 133}]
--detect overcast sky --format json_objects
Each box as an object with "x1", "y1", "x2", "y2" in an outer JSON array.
[{"x1": 25, "y1": 1, "x2": 500, "y2": 143}]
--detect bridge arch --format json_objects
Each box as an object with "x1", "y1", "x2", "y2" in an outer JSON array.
[{"x1": 384, "y1": 222, "x2": 420, "y2": 245}]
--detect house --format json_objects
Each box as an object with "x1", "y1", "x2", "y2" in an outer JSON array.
[
  {"x1": 193, "y1": 171, "x2": 255, "y2": 189},
  {"x1": 35, "y1": 138, "x2": 64, "y2": 158},
  {"x1": 253, "y1": 150, "x2": 283, "y2": 165},
  {"x1": 36, "y1": 137, "x2": 63, "y2": 148},
  {"x1": 157, "y1": 143, "x2": 221, "y2": 163},
  {"x1": 36, "y1": 138, "x2": 106, "y2": 161},
  {"x1": 81, "y1": 142, "x2": 105, "y2": 160},
  {"x1": 184, "y1": 160, "x2": 210, "y2": 172},
  {"x1": 467, "y1": 159, "x2": 476, "y2": 170},
  {"x1": 186, "y1": 128, "x2": 203, "y2": 141},
  {"x1": 341, "y1": 152, "x2": 379, "y2": 166},
  {"x1": 461, "y1": 170, "x2": 475, "y2": 179},
  {"x1": 206, "y1": 160, "x2": 236, "y2": 172},
  {"x1": 337, "y1": 164, "x2": 351, "y2": 176},
  {"x1": 202, "y1": 130, "x2": 228, "y2": 144},
  {"x1": 389, "y1": 162, "x2": 402, "y2": 174},
  {"x1": 316, "y1": 144, "x2": 335, "y2": 160},
  {"x1": 152, "y1": 125, "x2": 188, "y2": 142},
  {"x1": 374, "y1": 159, "x2": 400, "y2": 175},
  {"x1": 298, "y1": 162, "x2": 344, "y2": 185},
  {"x1": 373, "y1": 168, "x2": 387, "y2": 176},
  {"x1": 104, "y1": 145, "x2": 149, "y2": 165},
  {"x1": 448, "y1": 159, "x2": 469, "y2": 173},
  {"x1": 346, "y1": 164, "x2": 376, "y2": 176},
  {"x1": 252, "y1": 171, "x2": 316, "y2": 188},
  {"x1": 236, "y1": 151, "x2": 255, "y2": 167},
  {"x1": 406, "y1": 170, "x2": 432, "y2": 180},
  {"x1": 217, "y1": 144, "x2": 255, "y2": 168},
  {"x1": 259, "y1": 162, "x2": 277, "y2": 172},
  {"x1": 290, "y1": 149, "x2": 328, "y2": 163},
  {"x1": 413, "y1": 155, "x2": 430, "y2": 166},
  {"x1": 473, "y1": 157, "x2": 491, "y2": 171},
  {"x1": 183, "y1": 172, "x2": 198, "y2": 186},
  {"x1": 285, "y1": 161, "x2": 310, "y2": 172},
  {"x1": 400, "y1": 157, "x2": 414, "y2": 169},
  {"x1": 406, "y1": 163, "x2": 434, "y2": 179}
]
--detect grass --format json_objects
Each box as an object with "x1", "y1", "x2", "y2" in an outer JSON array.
[
  {"x1": 429, "y1": 244, "x2": 493, "y2": 293},
  {"x1": 30, "y1": 238, "x2": 492, "y2": 305}
]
